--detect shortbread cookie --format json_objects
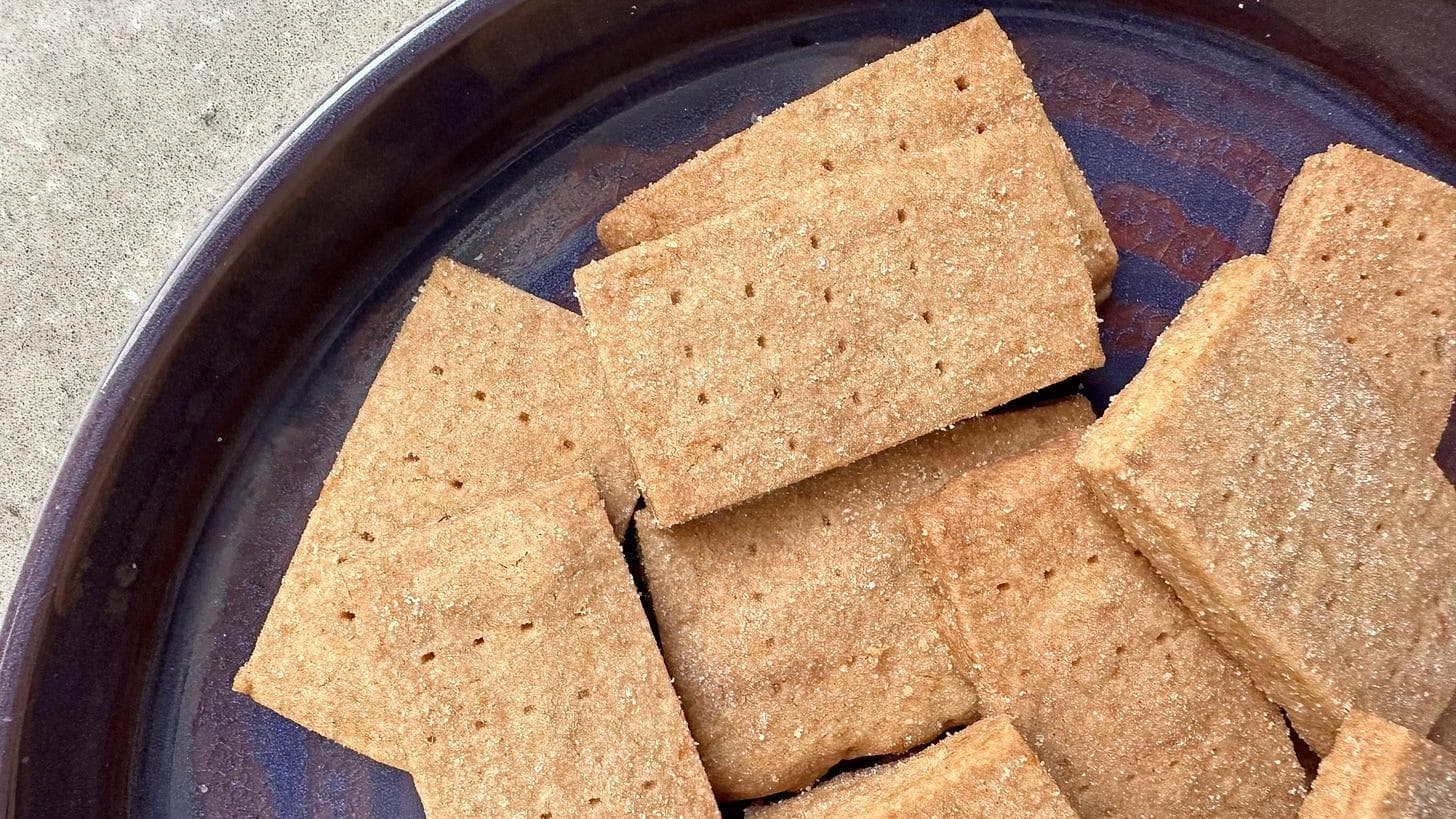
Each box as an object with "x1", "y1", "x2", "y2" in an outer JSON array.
[
  {"x1": 1077, "y1": 254, "x2": 1456, "y2": 753},
  {"x1": 911, "y1": 434, "x2": 1304, "y2": 817},
  {"x1": 746, "y1": 717, "x2": 1075, "y2": 819},
  {"x1": 596, "y1": 11, "x2": 1116, "y2": 294},
  {"x1": 640, "y1": 398, "x2": 1093, "y2": 799},
  {"x1": 1269, "y1": 144, "x2": 1456, "y2": 451},
  {"x1": 236, "y1": 476, "x2": 716, "y2": 817},
  {"x1": 578, "y1": 129, "x2": 1101, "y2": 525}
]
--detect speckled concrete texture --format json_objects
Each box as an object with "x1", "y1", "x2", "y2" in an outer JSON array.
[{"x1": 0, "y1": 1, "x2": 437, "y2": 611}]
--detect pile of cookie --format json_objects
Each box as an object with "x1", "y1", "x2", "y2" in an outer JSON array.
[{"x1": 232, "y1": 11, "x2": 1456, "y2": 817}]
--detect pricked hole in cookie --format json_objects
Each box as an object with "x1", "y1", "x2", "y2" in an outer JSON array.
[
  {"x1": 1154, "y1": 632, "x2": 1168, "y2": 644},
  {"x1": 430, "y1": 365, "x2": 444, "y2": 376},
  {"x1": 561, "y1": 439, "x2": 575, "y2": 450},
  {"x1": 683, "y1": 344, "x2": 694, "y2": 358},
  {"x1": 1070, "y1": 657, "x2": 1081, "y2": 668},
  {"x1": 359, "y1": 531, "x2": 375, "y2": 542},
  {"x1": 750, "y1": 591, "x2": 764, "y2": 602},
  {"x1": 1381, "y1": 217, "x2": 1392, "y2": 227},
  {"x1": 1114, "y1": 644, "x2": 1126, "y2": 655},
  {"x1": 519, "y1": 622, "x2": 534, "y2": 631},
  {"x1": 821, "y1": 158, "x2": 835, "y2": 172},
  {"x1": 588, "y1": 797, "x2": 602, "y2": 806},
  {"x1": 1417, "y1": 231, "x2": 1427, "y2": 241},
  {"x1": 426, "y1": 735, "x2": 437, "y2": 744},
  {"x1": 711, "y1": 443, "x2": 724, "y2": 453},
  {"x1": 851, "y1": 391, "x2": 862, "y2": 405},
  {"x1": 420, "y1": 652, "x2": 436, "y2": 663},
  {"x1": 1087, "y1": 554, "x2": 1099, "y2": 565},
  {"x1": 523, "y1": 704, "x2": 536, "y2": 714},
  {"x1": 541, "y1": 813, "x2": 551, "y2": 818},
  {"x1": 449, "y1": 479, "x2": 465, "y2": 489},
  {"x1": 954, "y1": 75, "x2": 969, "y2": 91},
  {"x1": 974, "y1": 122, "x2": 987, "y2": 134},
  {"x1": 518, "y1": 411, "x2": 530, "y2": 424},
  {"x1": 1133, "y1": 549, "x2": 1142, "y2": 557},
  {"x1": 1374, "y1": 522, "x2": 1385, "y2": 533},
  {"x1": 810, "y1": 234, "x2": 820, "y2": 249},
  {"x1": 823, "y1": 286, "x2": 833, "y2": 303},
  {"x1": 1343, "y1": 203, "x2": 1355, "y2": 213},
  {"x1": 474, "y1": 720, "x2": 486, "y2": 730},
  {"x1": 934, "y1": 360, "x2": 946, "y2": 375},
  {"x1": 744, "y1": 282, "x2": 756, "y2": 298},
  {"x1": 1345, "y1": 336, "x2": 1357, "y2": 344},
  {"x1": 787, "y1": 438, "x2": 797, "y2": 451},
  {"x1": 697, "y1": 391, "x2": 709, "y2": 405},
  {"x1": 340, "y1": 611, "x2": 356, "y2": 621},
  {"x1": 756, "y1": 335, "x2": 767, "y2": 349},
  {"x1": 920, "y1": 310, "x2": 932, "y2": 323},
  {"x1": 1432, "y1": 309, "x2": 1443, "y2": 318},
  {"x1": 473, "y1": 637, "x2": 485, "y2": 646},
  {"x1": 1018, "y1": 668, "x2": 1030, "y2": 678},
  {"x1": 642, "y1": 781, "x2": 657, "y2": 791},
  {"x1": 765, "y1": 636, "x2": 776, "y2": 648},
  {"x1": 669, "y1": 290, "x2": 682, "y2": 305},
  {"x1": 898, "y1": 138, "x2": 910, "y2": 151},
  {"x1": 1246, "y1": 452, "x2": 1260, "y2": 466},
  {"x1": 771, "y1": 386, "x2": 782, "y2": 399},
  {"x1": 403, "y1": 452, "x2": 420, "y2": 462},
  {"x1": 1319, "y1": 254, "x2": 1331, "y2": 262},
  {"x1": 836, "y1": 339, "x2": 848, "y2": 353},
  {"x1": 747, "y1": 543, "x2": 758, "y2": 556},
  {"x1": 1394, "y1": 289, "x2": 1406, "y2": 297},
  {"x1": 1042, "y1": 569, "x2": 1055, "y2": 581},
  {"x1": 1221, "y1": 489, "x2": 1233, "y2": 502},
  {"x1": 576, "y1": 688, "x2": 591, "y2": 699},
  {"x1": 473, "y1": 390, "x2": 486, "y2": 401},
  {"x1": 996, "y1": 582, "x2": 1012, "y2": 592},
  {"x1": 821, "y1": 513, "x2": 833, "y2": 527},
  {"x1": 896, "y1": 208, "x2": 908, "y2": 224}
]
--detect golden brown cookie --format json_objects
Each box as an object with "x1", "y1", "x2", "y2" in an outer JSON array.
[
  {"x1": 1302, "y1": 712, "x2": 1456, "y2": 818},
  {"x1": 911, "y1": 433, "x2": 1305, "y2": 817},
  {"x1": 746, "y1": 716, "x2": 1076, "y2": 819},
  {"x1": 1269, "y1": 144, "x2": 1456, "y2": 452},
  {"x1": 596, "y1": 11, "x2": 1116, "y2": 295},
  {"x1": 236, "y1": 476, "x2": 716, "y2": 817},
  {"x1": 1077, "y1": 254, "x2": 1456, "y2": 754},
  {"x1": 578, "y1": 128, "x2": 1102, "y2": 525},
  {"x1": 639, "y1": 398, "x2": 1093, "y2": 799}
]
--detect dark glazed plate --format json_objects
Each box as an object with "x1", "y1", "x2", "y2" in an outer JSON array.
[{"x1": 3, "y1": 0, "x2": 1455, "y2": 815}]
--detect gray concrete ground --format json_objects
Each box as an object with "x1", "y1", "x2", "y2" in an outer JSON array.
[{"x1": 0, "y1": 1, "x2": 437, "y2": 611}]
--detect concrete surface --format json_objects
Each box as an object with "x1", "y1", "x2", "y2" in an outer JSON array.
[{"x1": 0, "y1": 1, "x2": 438, "y2": 612}]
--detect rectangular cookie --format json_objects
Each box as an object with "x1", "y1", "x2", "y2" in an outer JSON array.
[
  {"x1": 235, "y1": 475, "x2": 717, "y2": 817},
  {"x1": 577, "y1": 127, "x2": 1103, "y2": 525},
  {"x1": 745, "y1": 716, "x2": 1076, "y2": 819},
  {"x1": 301, "y1": 257, "x2": 637, "y2": 547},
  {"x1": 1302, "y1": 712, "x2": 1456, "y2": 818},
  {"x1": 1077, "y1": 254, "x2": 1456, "y2": 754},
  {"x1": 237, "y1": 257, "x2": 639, "y2": 763},
  {"x1": 639, "y1": 397, "x2": 1094, "y2": 800},
  {"x1": 1268, "y1": 143, "x2": 1456, "y2": 452},
  {"x1": 596, "y1": 11, "x2": 1117, "y2": 296},
  {"x1": 909, "y1": 433, "x2": 1305, "y2": 817}
]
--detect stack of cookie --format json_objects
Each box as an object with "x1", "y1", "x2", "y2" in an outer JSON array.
[{"x1": 233, "y1": 10, "x2": 1456, "y2": 817}]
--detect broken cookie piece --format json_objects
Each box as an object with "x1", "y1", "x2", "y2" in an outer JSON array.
[
  {"x1": 1268, "y1": 144, "x2": 1456, "y2": 452},
  {"x1": 1302, "y1": 712, "x2": 1456, "y2": 818},
  {"x1": 236, "y1": 475, "x2": 716, "y2": 817},
  {"x1": 911, "y1": 433, "x2": 1304, "y2": 817},
  {"x1": 639, "y1": 398, "x2": 1093, "y2": 799},
  {"x1": 597, "y1": 10, "x2": 1116, "y2": 293},
  {"x1": 1077, "y1": 254, "x2": 1456, "y2": 754},
  {"x1": 746, "y1": 716, "x2": 1076, "y2": 819},
  {"x1": 578, "y1": 128, "x2": 1102, "y2": 525}
]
